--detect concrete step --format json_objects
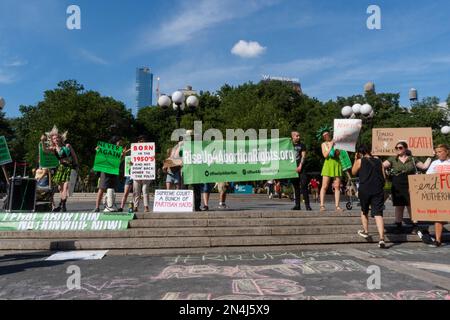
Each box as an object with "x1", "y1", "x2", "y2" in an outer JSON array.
[
  {"x1": 128, "y1": 217, "x2": 399, "y2": 228},
  {"x1": 133, "y1": 211, "x2": 398, "y2": 219},
  {"x1": 0, "y1": 224, "x2": 436, "y2": 239},
  {"x1": 0, "y1": 233, "x2": 447, "y2": 250}
]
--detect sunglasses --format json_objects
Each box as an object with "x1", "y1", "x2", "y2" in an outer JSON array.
[{"x1": 395, "y1": 146, "x2": 404, "y2": 150}]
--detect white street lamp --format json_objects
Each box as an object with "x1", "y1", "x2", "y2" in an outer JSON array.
[
  {"x1": 441, "y1": 126, "x2": 450, "y2": 135},
  {"x1": 186, "y1": 95, "x2": 199, "y2": 108},
  {"x1": 157, "y1": 95, "x2": 171, "y2": 108},
  {"x1": 173, "y1": 101, "x2": 185, "y2": 111},
  {"x1": 352, "y1": 103, "x2": 362, "y2": 115},
  {"x1": 360, "y1": 103, "x2": 373, "y2": 116},
  {"x1": 171, "y1": 91, "x2": 185, "y2": 105},
  {"x1": 341, "y1": 106, "x2": 353, "y2": 118}
]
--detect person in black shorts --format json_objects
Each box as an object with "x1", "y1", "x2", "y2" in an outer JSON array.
[
  {"x1": 291, "y1": 131, "x2": 312, "y2": 211},
  {"x1": 352, "y1": 145, "x2": 387, "y2": 248}
]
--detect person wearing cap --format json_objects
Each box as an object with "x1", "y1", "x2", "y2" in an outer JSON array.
[{"x1": 383, "y1": 141, "x2": 432, "y2": 233}]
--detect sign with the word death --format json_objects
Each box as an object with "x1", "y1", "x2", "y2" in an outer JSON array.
[
  {"x1": 93, "y1": 141, "x2": 123, "y2": 175},
  {"x1": 409, "y1": 173, "x2": 450, "y2": 222},
  {"x1": 153, "y1": 190, "x2": 193, "y2": 213},
  {"x1": 130, "y1": 143, "x2": 156, "y2": 180},
  {"x1": 372, "y1": 128, "x2": 434, "y2": 156},
  {"x1": 0, "y1": 136, "x2": 12, "y2": 166}
]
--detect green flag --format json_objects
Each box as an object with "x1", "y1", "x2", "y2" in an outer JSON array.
[
  {"x1": 0, "y1": 136, "x2": 12, "y2": 166},
  {"x1": 39, "y1": 143, "x2": 59, "y2": 169},
  {"x1": 182, "y1": 138, "x2": 298, "y2": 184},
  {"x1": 93, "y1": 141, "x2": 123, "y2": 175},
  {"x1": 339, "y1": 150, "x2": 352, "y2": 171}
]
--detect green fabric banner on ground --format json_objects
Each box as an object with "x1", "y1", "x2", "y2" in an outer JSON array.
[
  {"x1": 93, "y1": 141, "x2": 123, "y2": 175},
  {"x1": 182, "y1": 138, "x2": 298, "y2": 184},
  {"x1": 0, "y1": 136, "x2": 12, "y2": 166},
  {"x1": 0, "y1": 212, "x2": 134, "y2": 231},
  {"x1": 39, "y1": 143, "x2": 59, "y2": 169}
]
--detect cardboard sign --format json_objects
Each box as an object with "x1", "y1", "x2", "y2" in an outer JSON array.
[
  {"x1": 130, "y1": 143, "x2": 155, "y2": 180},
  {"x1": 408, "y1": 173, "x2": 450, "y2": 222},
  {"x1": 334, "y1": 119, "x2": 362, "y2": 152},
  {"x1": 0, "y1": 136, "x2": 12, "y2": 166},
  {"x1": 93, "y1": 141, "x2": 123, "y2": 175},
  {"x1": 153, "y1": 190, "x2": 193, "y2": 213},
  {"x1": 372, "y1": 128, "x2": 434, "y2": 156}
]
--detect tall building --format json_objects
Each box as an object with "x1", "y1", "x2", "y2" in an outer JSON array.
[{"x1": 136, "y1": 67, "x2": 153, "y2": 112}]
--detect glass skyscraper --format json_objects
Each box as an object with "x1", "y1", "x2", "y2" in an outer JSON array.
[{"x1": 136, "y1": 67, "x2": 153, "y2": 112}]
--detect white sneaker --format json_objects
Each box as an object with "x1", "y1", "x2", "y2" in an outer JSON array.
[{"x1": 104, "y1": 206, "x2": 118, "y2": 213}]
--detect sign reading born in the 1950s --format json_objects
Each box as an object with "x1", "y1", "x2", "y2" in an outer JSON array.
[
  {"x1": 372, "y1": 128, "x2": 434, "y2": 156},
  {"x1": 130, "y1": 143, "x2": 156, "y2": 180},
  {"x1": 409, "y1": 173, "x2": 450, "y2": 222}
]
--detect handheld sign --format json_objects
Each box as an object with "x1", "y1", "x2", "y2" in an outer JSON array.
[
  {"x1": 153, "y1": 190, "x2": 194, "y2": 213},
  {"x1": 409, "y1": 173, "x2": 450, "y2": 222},
  {"x1": 130, "y1": 143, "x2": 156, "y2": 180},
  {"x1": 93, "y1": 141, "x2": 123, "y2": 175},
  {"x1": 0, "y1": 136, "x2": 12, "y2": 166},
  {"x1": 339, "y1": 150, "x2": 352, "y2": 171},
  {"x1": 372, "y1": 128, "x2": 434, "y2": 156},
  {"x1": 39, "y1": 143, "x2": 59, "y2": 169},
  {"x1": 124, "y1": 156, "x2": 132, "y2": 177},
  {"x1": 334, "y1": 119, "x2": 362, "y2": 152}
]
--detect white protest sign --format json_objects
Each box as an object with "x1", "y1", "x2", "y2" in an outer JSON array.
[
  {"x1": 130, "y1": 143, "x2": 155, "y2": 180},
  {"x1": 153, "y1": 190, "x2": 194, "y2": 213},
  {"x1": 46, "y1": 250, "x2": 108, "y2": 261},
  {"x1": 334, "y1": 119, "x2": 363, "y2": 152}
]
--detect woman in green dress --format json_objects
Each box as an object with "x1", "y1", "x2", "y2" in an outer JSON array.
[
  {"x1": 318, "y1": 126, "x2": 343, "y2": 212},
  {"x1": 41, "y1": 126, "x2": 79, "y2": 212}
]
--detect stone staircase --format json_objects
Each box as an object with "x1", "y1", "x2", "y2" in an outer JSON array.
[{"x1": 0, "y1": 210, "x2": 448, "y2": 253}]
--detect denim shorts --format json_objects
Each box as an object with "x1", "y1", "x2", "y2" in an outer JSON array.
[
  {"x1": 166, "y1": 171, "x2": 181, "y2": 184},
  {"x1": 124, "y1": 176, "x2": 133, "y2": 186},
  {"x1": 201, "y1": 183, "x2": 214, "y2": 193}
]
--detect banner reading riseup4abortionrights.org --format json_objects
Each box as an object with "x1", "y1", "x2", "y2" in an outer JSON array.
[{"x1": 182, "y1": 138, "x2": 298, "y2": 184}]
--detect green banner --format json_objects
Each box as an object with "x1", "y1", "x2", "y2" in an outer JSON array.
[
  {"x1": 0, "y1": 136, "x2": 12, "y2": 166},
  {"x1": 339, "y1": 150, "x2": 352, "y2": 171},
  {"x1": 182, "y1": 138, "x2": 298, "y2": 184},
  {"x1": 39, "y1": 143, "x2": 59, "y2": 169},
  {"x1": 0, "y1": 212, "x2": 134, "y2": 231},
  {"x1": 93, "y1": 141, "x2": 123, "y2": 175}
]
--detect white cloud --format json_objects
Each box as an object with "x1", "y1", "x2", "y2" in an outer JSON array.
[
  {"x1": 0, "y1": 69, "x2": 15, "y2": 84},
  {"x1": 79, "y1": 49, "x2": 108, "y2": 65},
  {"x1": 3, "y1": 59, "x2": 28, "y2": 67},
  {"x1": 231, "y1": 40, "x2": 266, "y2": 58},
  {"x1": 134, "y1": 0, "x2": 279, "y2": 52}
]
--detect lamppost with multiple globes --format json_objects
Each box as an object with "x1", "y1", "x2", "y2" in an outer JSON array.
[
  {"x1": 341, "y1": 103, "x2": 374, "y2": 146},
  {"x1": 157, "y1": 91, "x2": 199, "y2": 128}
]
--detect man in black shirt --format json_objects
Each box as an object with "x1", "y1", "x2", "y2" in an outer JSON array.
[{"x1": 291, "y1": 131, "x2": 312, "y2": 211}]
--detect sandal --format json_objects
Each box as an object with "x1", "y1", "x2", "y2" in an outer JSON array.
[
  {"x1": 335, "y1": 206, "x2": 344, "y2": 212},
  {"x1": 320, "y1": 206, "x2": 326, "y2": 212}
]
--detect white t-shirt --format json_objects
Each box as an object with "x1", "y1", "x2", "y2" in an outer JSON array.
[{"x1": 426, "y1": 159, "x2": 450, "y2": 174}]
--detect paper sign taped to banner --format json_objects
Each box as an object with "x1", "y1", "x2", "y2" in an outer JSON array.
[
  {"x1": 372, "y1": 128, "x2": 434, "y2": 156},
  {"x1": 153, "y1": 190, "x2": 193, "y2": 213},
  {"x1": 333, "y1": 119, "x2": 362, "y2": 152},
  {"x1": 409, "y1": 173, "x2": 450, "y2": 222}
]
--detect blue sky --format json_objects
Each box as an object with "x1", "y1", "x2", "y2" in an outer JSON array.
[{"x1": 1, "y1": 0, "x2": 450, "y2": 117}]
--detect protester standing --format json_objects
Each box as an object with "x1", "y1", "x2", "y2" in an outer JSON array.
[
  {"x1": 40, "y1": 126, "x2": 79, "y2": 212},
  {"x1": 383, "y1": 141, "x2": 432, "y2": 232},
  {"x1": 352, "y1": 145, "x2": 387, "y2": 248},
  {"x1": 426, "y1": 144, "x2": 450, "y2": 247},
  {"x1": 291, "y1": 131, "x2": 312, "y2": 211},
  {"x1": 317, "y1": 126, "x2": 343, "y2": 212},
  {"x1": 132, "y1": 135, "x2": 152, "y2": 213}
]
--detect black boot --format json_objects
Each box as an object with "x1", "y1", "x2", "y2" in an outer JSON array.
[
  {"x1": 52, "y1": 202, "x2": 61, "y2": 212},
  {"x1": 61, "y1": 199, "x2": 67, "y2": 212}
]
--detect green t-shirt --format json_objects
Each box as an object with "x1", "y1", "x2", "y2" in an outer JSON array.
[{"x1": 387, "y1": 156, "x2": 419, "y2": 176}]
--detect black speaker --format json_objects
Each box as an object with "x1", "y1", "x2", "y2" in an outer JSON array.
[{"x1": 6, "y1": 178, "x2": 36, "y2": 212}]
